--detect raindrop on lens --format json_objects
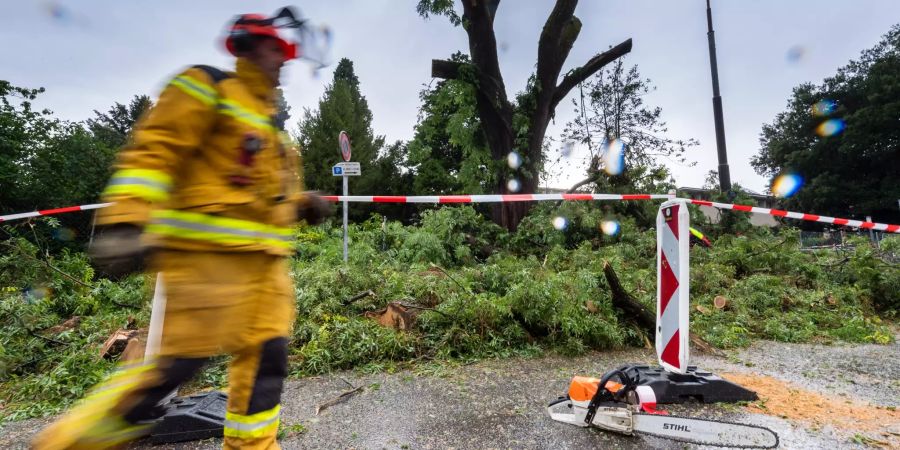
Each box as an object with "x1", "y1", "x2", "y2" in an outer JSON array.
[
  {"x1": 816, "y1": 119, "x2": 845, "y2": 137},
  {"x1": 552, "y1": 216, "x2": 568, "y2": 230},
  {"x1": 44, "y1": 2, "x2": 70, "y2": 22},
  {"x1": 507, "y1": 151, "x2": 522, "y2": 169},
  {"x1": 602, "y1": 139, "x2": 625, "y2": 175},
  {"x1": 811, "y1": 99, "x2": 836, "y2": 117},
  {"x1": 506, "y1": 178, "x2": 521, "y2": 193},
  {"x1": 600, "y1": 220, "x2": 620, "y2": 236},
  {"x1": 24, "y1": 286, "x2": 50, "y2": 302},
  {"x1": 786, "y1": 45, "x2": 805, "y2": 63},
  {"x1": 772, "y1": 173, "x2": 804, "y2": 198},
  {"x1": 561, "y1": 141, "x2": 574, "y2": 158}
]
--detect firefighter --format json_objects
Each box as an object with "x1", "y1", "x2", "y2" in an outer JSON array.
[{"x1": 32, "y1": 7, "x2": 330, "y2": 449}]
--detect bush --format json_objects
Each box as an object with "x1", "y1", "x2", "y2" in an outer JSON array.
[
  {"x1": 1, "y1": 205, "x2": 896, "y2": 422},
  {"x1": 0, "y1": 234, "x2": 146, "y2": 422}
]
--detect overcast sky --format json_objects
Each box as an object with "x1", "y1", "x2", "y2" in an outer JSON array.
[{"x1": 3, "y1": 1, "x2": 898, "y2": 193}]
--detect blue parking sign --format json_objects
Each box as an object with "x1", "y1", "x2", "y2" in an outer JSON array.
[{"x1": 333, "y1": 166, "x2": 343, "y2": 175}]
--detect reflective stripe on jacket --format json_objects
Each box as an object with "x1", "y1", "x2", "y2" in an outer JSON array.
[{"x1": 97, "y1": 58, "x2": 310, "y2": 255}]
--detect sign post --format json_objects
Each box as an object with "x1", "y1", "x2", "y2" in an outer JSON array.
[
  {"x1": 656, "y1": 199, "x2": 690, "y2": 374},
  {"x1": 335, "y1": 131, "x2": 357, "y2": 263}
]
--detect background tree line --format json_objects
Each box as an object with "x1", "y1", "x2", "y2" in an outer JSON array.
[{"x1": 2, "y1": 5, "x2": 898, "y2": 241}]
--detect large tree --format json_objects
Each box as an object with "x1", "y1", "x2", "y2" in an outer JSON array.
[
  {"x1": 1, "y1": 82, "x2": 126, "y2": 249},
  {"x1": 753, "y1": 25, "x2": 900, "y2": 224},
  {"x1": 1, "y1": 81, "x2": 56, "y2": 212},
  {"x1": 562, "y1": 59, "x2": 693, "y2": 194},
  {"x1": 407, "y1": 54, "x2": 493, "y2": 196},
  {"x1": 1, "y1": 82, "x2": 119, "y2": 213},
  {"x1": 418, "y1": 0, "x2": 631, "y2": 230},
  {"x1": 298, "y1": 58, "x2": 383, "y2": 194},
  {"x1": 86, "y1": 95, "x2": 152, "y2": 150},
  {"x1": 297, "y1": 58, "x2": 410, "y2": 221}
]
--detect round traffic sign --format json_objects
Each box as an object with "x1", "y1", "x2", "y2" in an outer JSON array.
[{"x1": 339, "y1": 131, "x2": 351, "y2": 162}]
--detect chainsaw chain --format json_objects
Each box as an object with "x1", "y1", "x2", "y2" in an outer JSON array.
[{"x1": 633, "y1": 413, "x2": 780, "y2": 449}]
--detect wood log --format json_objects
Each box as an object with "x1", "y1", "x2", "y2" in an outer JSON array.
[
  {"x1": 713, "y1": 295, "x2": 729, "y2": 310},
  {"x1": 363, "y1": 302, "x2": 415, "y2": 330},
  {"x1": 603, "y1": 261, "x2": 655, "y2": 332},
  {"x1": 100, "y1": 329, "x2": 138, "y2": 359},
  {"x1": 120, "y1": 337, "x2": 145, "y2": 362}
]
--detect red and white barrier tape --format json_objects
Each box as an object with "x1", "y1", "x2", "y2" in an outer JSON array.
[
  {"x1": 0, "y1": 203, "x2": 112, "y2": 223},
  {"x1": 320, "y1": 193, "x2": 673, "y2": 203},
  {"x1": 687, "y1": 199, "x2": 899, "y2": 233},
  {"x1": 0, "y1": 195, "x2": 667, "y2": 224},
  {"x1": 1, "y1": 195, "x2": 897, "y2": 233}
]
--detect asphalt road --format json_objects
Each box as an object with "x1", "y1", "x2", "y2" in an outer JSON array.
[{"x1": 2, "y1": 337, "x2": 898, "y2": 449}]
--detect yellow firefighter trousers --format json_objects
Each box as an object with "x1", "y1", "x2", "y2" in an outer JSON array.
[{"x1": 32, "y1": 249, "x2": 296, "y2": 450}]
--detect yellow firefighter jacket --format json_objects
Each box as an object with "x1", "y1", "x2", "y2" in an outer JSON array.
[{"x1": 97, "y1": 58, "x2": 309, "y2": 256}]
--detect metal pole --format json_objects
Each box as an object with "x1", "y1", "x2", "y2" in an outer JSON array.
[
  {"x1": 866, "y1": 215, "x2": 878, "y2": 248},
  {"x1": 706, "y1": 0, "x2": 731, "y2": 192},
  {"x1": 88, "y1": 218, "x2": 97, "y2": 247},
  {"x1": 342, "y1": 175, "x2": 349, "y2": 262}
]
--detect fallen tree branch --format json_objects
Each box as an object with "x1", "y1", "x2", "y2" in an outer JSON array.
[
  {"x1": 743, "y1": 237, "x2": 790, "y2": 259},
  {"x1": 397, "y1": 302, "x2": 451, "y2": 317},
  {"x1": 315, "y1": 385, "x2": 364, "y2": 415},
  {"x1": 1, "y1": 239, "x2": 93, "y2": 289},
  {"x1": 429, "y1": 263, "x2": 474, "y2": 295},
  {"x1": 565, "y1": 174, "x2": 597, "y2": 194},
  {"x1": 8, "y1": 314, "x2": 69, "y2": 347},
  {"x1": 31, "y1": 330, "x2": 68, "y2": 346},
  {"x1": 337, "y1": 376, "x2": 355, "y2": 389},
  {"x1": 689, "y1": 333, "x2": 725, "y2": 357},
  {"x1": 602, "y1": 261, "x2": 724, "y2": 356},
  {"x1": 345, "y1": 290, "x2": 375, "y2": 304},
  {"x1": 551, "y1": 38, "x2": 633, "y2": 110},
  {"x1": 603, "y1": 261, "x2": 655, "y2": 327}
]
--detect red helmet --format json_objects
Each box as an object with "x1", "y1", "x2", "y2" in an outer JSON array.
[{"x1": 225, "y1": 10, "x2": 301, "y2": 60}]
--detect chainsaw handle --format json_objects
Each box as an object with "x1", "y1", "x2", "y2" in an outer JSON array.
[{"x1": 584, "y1": 366, "x2": 634, "y2": 425}]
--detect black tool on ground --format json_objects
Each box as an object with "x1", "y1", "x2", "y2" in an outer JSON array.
[
  {"x1": 616, "y1": 364, "x2": 757, "y2": 404},
  {"x1": 150, "y1": 391, "x2": 227, "y2": 444}
]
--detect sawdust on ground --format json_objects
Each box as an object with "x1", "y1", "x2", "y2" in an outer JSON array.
[{"x1": 723, "y1": 373, "x2": 900, "y2": 446}]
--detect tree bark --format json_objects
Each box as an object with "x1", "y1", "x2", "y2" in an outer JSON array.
[
  {"x1": 603, "y1": 261, "x2": 655, "y2": 330},
  {"x1": 430, "y1": 0, "x2": 632, "y2": 230},
  {"x1": 552, "y1": 39, "x2": 633, "y2": 110}
]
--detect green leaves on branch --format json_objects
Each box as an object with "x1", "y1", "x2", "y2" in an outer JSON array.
[{"x1": 754, "y1": 25, "x2": 900, "y2": 224}]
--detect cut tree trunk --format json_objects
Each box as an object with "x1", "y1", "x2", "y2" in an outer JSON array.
[
  {"x1": 713, "y1": 295, "x2": 729, "y2": 310},
  {"x1": 364, "y1": 302, "x2": 415, "y2": 330}
]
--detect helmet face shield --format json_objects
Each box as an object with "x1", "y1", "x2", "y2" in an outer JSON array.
[
  {"x1": 270, "y1": 7, "x2": 302, "y2": 59},
  {"x1": 268, "y1": 26, "x2": 301, "y2": 60},
  {"x1": 225, "y1": 6, "x2": 330, "y2": 66}
]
